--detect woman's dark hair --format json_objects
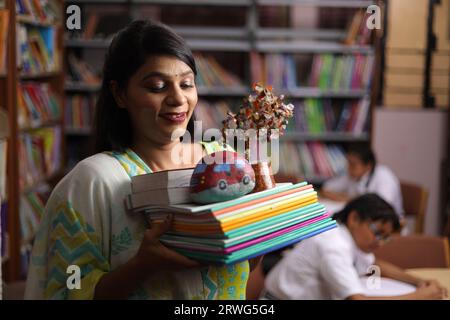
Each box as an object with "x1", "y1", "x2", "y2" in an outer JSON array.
[
  {"x1": 333, "y1": 193, "x2": 401, "y2": 232},
  {"x1": 94, "y1": 19, "x2": 197, "y2": 153}
]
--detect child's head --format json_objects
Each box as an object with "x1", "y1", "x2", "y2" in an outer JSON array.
[
  {"x1": 333, "y1": 194, "x2": 400, "y2": 253},
  {"x1": 94, "y1": 20, "x2": 198, "y2": 153},
  {"x1": 346, "y1": 144, "x2": 376, "y2": 180}
]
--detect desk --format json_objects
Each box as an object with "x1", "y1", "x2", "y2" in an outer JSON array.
[{"x1": 406, "y1": 268, "x2": 450, "y2": 299}]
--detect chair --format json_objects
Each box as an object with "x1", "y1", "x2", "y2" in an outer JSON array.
[
  {"x1": 374, "y1": 235, "x2": 450, "y2": 269},
  {"x1": 400, "y1": 181, "x2": 429, "y2": 234}
]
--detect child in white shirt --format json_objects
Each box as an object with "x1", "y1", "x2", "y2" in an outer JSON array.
[
  {"x1": 262, "y1": 194, "x2": 447, "y2": 300},
  {"x1": 321, "y1": 144, "x2": 404, "y2": 218}
]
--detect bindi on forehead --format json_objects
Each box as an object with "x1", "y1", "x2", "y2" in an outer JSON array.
[{"x1": 140, "y1": 70, "x2": 194, "y2": 82}]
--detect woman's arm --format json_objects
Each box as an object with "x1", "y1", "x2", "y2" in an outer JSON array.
[
  {"x1": 249, "y1": 256, "x2": 263, "y2": 272},
  {"x1": 94, "y1": 216, "x2": 201, "y2": 299}
]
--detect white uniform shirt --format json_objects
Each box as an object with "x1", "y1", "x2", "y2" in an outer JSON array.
[
  {"x1": 323, "y1": 164, "x2": 404, "y2": 217},
  {"x1": 263, "y1": 224, "x2": 375, "y2": 300}
]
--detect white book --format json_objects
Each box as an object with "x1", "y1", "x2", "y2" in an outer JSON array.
[
  {"x1": 131, "y1": 167, "x2": 195, "y2": 194},
  {"x1": 131, "y1": 186, "x2": 192, "y2": 208}
]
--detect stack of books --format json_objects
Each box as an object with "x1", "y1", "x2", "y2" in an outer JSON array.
[{"x1": 129, "y1": 182, "x2": 337, "y2": 265}]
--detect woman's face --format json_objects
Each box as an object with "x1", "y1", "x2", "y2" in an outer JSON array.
[
  {"x1": 347, "y1": 153, "x2": 372, "y2": 180},
  {"x1": 117, "y1": 55, "x2": 198, "y2": 146},
  {"x1": 347, "y1": 211, "x2": 394, "y2": 253}
]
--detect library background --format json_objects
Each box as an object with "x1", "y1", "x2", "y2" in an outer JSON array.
[{"x1": 0, "y1": 0, "x2": 449, "y2": 299}]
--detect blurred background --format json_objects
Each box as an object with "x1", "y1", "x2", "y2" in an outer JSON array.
[{"x1": 0, "y1": 0, "x2": 449, "y2": 299}]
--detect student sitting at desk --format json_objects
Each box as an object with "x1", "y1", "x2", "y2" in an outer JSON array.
[
  {"x1": 261, "y1": 194, "x2": 447, "y2": 300},
  {"x1": 321, "y1": 144, "x2": 404, "y2": 218}
]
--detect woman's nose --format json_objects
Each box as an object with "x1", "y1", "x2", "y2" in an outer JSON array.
[{"x1": 166, "y1": 85, "x2": 187, "y2": 106}]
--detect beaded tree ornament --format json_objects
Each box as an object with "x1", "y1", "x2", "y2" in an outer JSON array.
[{"x1": 222, "y1": 83, "x2": 295, "y2": 191}]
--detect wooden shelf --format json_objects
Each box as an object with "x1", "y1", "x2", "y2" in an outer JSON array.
[
  {"x1": 2, "y1": 0, "x2": 66, "y2": 282},
  {"x1": 19, "y1": 71, "x2": 62, "y2": 80},
  {"x1": 255, "y1": 28, "x2": 346, "y2": 41},
  {"x1": 173, "y1": 26, "x2": 248, "y2": 39},
  {"x1": 187, "y1": 39, "x2": 252, "y2": 51}
]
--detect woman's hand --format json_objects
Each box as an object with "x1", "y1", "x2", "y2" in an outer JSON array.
[
  {"x1": 94, "y1": 215, "x2": 201, "y2": 299},
  {"x1": 133, "y1": 215, "x2": 202, "y2": 273}
]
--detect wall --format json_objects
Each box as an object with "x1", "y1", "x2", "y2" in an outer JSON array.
[{"x1": 373, "y1": 108, "x2": 448, "y2": 235}]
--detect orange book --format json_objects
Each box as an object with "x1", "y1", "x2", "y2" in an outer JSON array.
[{"x1": 0, "y1": 10, "x2": 10, "y2": 72}]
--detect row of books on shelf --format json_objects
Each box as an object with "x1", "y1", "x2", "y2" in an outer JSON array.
[
  {"x1": 17, "y1": 23, "x2": 60, "y2": 75},
  {"x1": 16, "y1": 0, "x2": 59, "y2": 23},
  {"x1": 65, "y1": 94, "x2": 95, "y2": 130},
  {"x1": 194, "y1": 99, "x2": 232, "y2": 130},
  {"x1": 18, "y1": 82, "x2": 61, "y2": 128},
  {"x1": 0, "y1": 9, "x2": 9, "y2": 73},
  {"x1": 64, "y1": 51, "x2": 373, "y2": 93},
  {"x1": 67, "y1": 52, "x2": 101, "y2": 85},
  {"x1": 18, "y1": 125, "x2": 62, "y2": 190},
  {"x1": 278, "y1": 142, "x2": 347, "y2": 181},
  {"x1": 194, "y1": 53, "x2": 243, "y2": 88},
  {"x1": 286, "y1": 97, "x2": 370, "y2": 135},
  {"x1": 308, "y1": 53, "x2": 374, "y2": 91},
  {"x1": 195, "y1": 97, "x2": 370, "y2": 135},
  {"x1": 249, "y1": 53, "x2": 375, "y2": 91}
]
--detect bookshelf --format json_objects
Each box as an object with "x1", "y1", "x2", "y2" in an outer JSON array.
[
  {"x1": 62, "y1": 0, "x2": 381, "y2": 186},
  {"x1": 1, "y1": 0, "x2": 65, "y2": 282}
]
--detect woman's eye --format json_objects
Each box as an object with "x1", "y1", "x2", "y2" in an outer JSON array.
[
  {"x1": 148, "y1": 84, "x2": 165, "y2": 92},
  {"x1": 181, "y1": 82, "x2": 194, "y2": 89}
]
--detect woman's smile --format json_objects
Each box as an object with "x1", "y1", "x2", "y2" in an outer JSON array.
[{"x1": 159, "y1": 112, "x2": 187, "y2": 124}]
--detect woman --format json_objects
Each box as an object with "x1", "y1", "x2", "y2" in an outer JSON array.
[
  {"x1": 25, "y1": 20, "x2": 257, "y2": 300},
  {"x1": 262, "y1": 194, "x2": 447, "y2": 300},
  {"x1": 321, "y1": 144, "x2": 404, "y2": 218}
]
